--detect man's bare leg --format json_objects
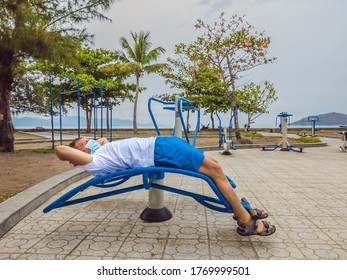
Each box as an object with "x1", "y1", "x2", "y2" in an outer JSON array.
[{"x1": 197, "y1": 155, "x2": 274, "y2": 233}]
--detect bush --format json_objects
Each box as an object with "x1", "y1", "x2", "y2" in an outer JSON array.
[
  {"x1": 243, "y1": 131, "x2": 263, "y2": 137},
  {"x1": 290, "y1": 137, "x2": 321, "y2": 143}
]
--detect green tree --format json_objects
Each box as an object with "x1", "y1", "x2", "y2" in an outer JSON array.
[
  {"x1": 61, "y1": 46, "x2": 134, "y2": 133},
  {"x1": 0, "y1": 0, "x2": 115, "y2": 152},
  {"x1": 236, "y1": 81, "x2": 277, "y2": 130},
  {"x1": 179, "y1": 12, "x2": 276, "y2": 140},
  {"x1": 115, "y1": 31, "x2": 167, "y2": 133},
  {"x1": 29, "y1": 46, "x2": 135, "y2": 133},
  {"x1": 162, "y1": 56, "x2": 229, "y2": 130}
]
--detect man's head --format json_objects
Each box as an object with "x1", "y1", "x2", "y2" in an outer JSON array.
[{"x1": 69, "y1": 138, "x2": 91, "y2": 153}]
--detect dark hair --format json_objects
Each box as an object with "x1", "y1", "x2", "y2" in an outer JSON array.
[{"x1": 69, "y1": 138, "x2": 81, "y2": 148}]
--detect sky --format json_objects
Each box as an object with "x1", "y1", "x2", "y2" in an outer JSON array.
[{"x1": 70, "y1": 0, "x2": 347, "y2": 128}]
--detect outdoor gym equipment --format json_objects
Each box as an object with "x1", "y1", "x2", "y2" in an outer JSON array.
[
  {"x1": 49, "y1": 76, "x2": 83, "y2": 147},
  {"x1": 215, "y1": 110, "x2": 237, "y2": 155},
  {"x1": 58, "y1": 89, "x2": 98, "y2": 144},
  {"x1": 262, "y1": 112, "x2": 303, "y2": 152},
  {"x1": 308, "y1": 116, "x2": 319, "y2": 137},
  {"x1": 43, "y1": 96, "x2": 255, "y2": 222},
  {"x1": 50, "y1": 78, "x2": 107, "y2": 147},
  {"x1": 340, "y1": 126, "x2": 347, "y2": 152},
  {"x1": 95, "y1": 103, "x2": 113, "y2": 141}
]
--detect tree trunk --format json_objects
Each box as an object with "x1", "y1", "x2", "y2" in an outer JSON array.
[
  {"x1": 230, "y1": 81, "x2": 241, "y2": 141},
  {"x1": 0, "y1": 53, "x2": 15, "y2": 152},
  {"x1": 133, "y1": 76, "x2": 139, "y2": 133},
  {"x1": 85, "y1": 105, "x2": 91, "y2": 133},
  {"x1": 186, "y1": 110, "x2": 190, "y2": 133}
]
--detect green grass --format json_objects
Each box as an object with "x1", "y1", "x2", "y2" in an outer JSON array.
[
  {"x1": 31, "y1": 148, "x2": 55, "y2": 153},
  {"x1": 290, "y1": 137, "x2": 321, "y2": 143},
  {"x1": 243, "y1": 131, "x2": 263, "y2": 137}
]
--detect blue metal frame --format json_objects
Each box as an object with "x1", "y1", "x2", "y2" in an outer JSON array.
[
  {"x1": 263, "y1": 112, "x2": 303, "y2": 152},
  {"x1": 43, "y1": 167, "x2": 251, "y2": 214},
  {"x1": 148, "y1": 97, "x2": 200, "y2": 146},
  {"x1": 215, "y1": 110, "x2": 237, "y2": 150}
]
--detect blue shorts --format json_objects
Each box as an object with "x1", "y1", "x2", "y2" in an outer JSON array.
[{"x1": 154, "y1": 136, "x2": 205, "y2": 172}]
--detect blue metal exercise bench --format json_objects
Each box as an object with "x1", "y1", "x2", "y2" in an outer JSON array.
[{"x1": 43, "y1": 167, "x2": 251, "y2": 213}]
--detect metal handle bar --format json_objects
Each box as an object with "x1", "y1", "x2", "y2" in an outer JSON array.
[{"x1": 148, "y1": 97, "x2": 200, "y2": 146}]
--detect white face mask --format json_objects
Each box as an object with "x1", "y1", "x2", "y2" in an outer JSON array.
[{"x1": 85, "y1": 140, "x2": 101, "y2": 154}]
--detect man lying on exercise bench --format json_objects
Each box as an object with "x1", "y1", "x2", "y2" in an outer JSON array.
[{"x1": 54, "y1": 136, "x2": 276, "y2": 237}]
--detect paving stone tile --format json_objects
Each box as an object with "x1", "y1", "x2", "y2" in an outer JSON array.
[
  {"x1": 251, "y1": 241, "x2": 306, "y2": 260},
  {"x1": 209, "y1": 240, "x2": 258, "y2": 259},
  {"x1": 69, "y1": 236, "x2": 125, "y2": 258},
  {"x1": 299, "y1": 243, "x2": 347, "y2": 259},
  {"x1": 205, "y1": 211, "x2": 234, "y2": 225},
  {"x1": 68, "y1": 210, "x2": 109, "y2": 222},
  {"x1": 0, "y1": 253, "x2": 20, "y2": 260},
  {"x1": 90, "y1": 221, "x2": 134, "y2": 237},
  {"x1": 53, "y1": 221, "x2": 99, "y2": 236},
  {"x1": 173, "y1": 209, "x2": 207, "y2": 225},
  {"x1": 286, "y1": 227, "x2": 336, "y2": 245},
  {"x1": 322, "y1": 228, "x2": 347, "y2": 244},
  {"x1": 167, "y1": 223, "x2": 208, "y2": 240},
  {"x1": 29, "y1": 208, "x2": 78, "y2": 221},
  {"x1": 129, "y1": 222, "x2": 169, "y2": 239},
  {"x1": 208, "y1": 225, "x2": 249, "y2": 242},
  {"x1": 272, "y1": 214, "x2": 316, "y2": 229},
  {"x1": 163, "y1": 239, "x2": 209, "y2": 260},
  {"x1": 8, "y1": 219, "x2": 65, "y2": 235},
  {"x1": 0, "y1": 234, "x2": 42, "y2": 254},
  {"x1": 85, "y1": 200, "x2": 120, "y2": 211},
  {"x1": 115, "y1": 237, "x2": 166, "y2": 259},
  {"x1": 17, "y1": 253, "x2": 66, "y2": 260},
  {"x1": 25, "y1": 234, "x2": 84, "y2": 255},
  {"x1": 307, "y1": 215, "x2": 346, "y2": 229}
]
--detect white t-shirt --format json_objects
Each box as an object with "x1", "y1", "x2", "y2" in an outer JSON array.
[{"x1": 81, "y1": 137, "x2": 156, "y2": 176}]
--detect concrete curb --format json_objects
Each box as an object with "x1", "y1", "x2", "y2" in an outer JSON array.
[{"x1": 0, "y1": 168, "x2": 89, "y2": 238}]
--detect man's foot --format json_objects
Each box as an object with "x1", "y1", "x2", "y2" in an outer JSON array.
[
  {"x1": 236, "y1": 219, "x2": 276, "y2": 236},
  {"x1": 233, "y1": 208, "x2": 269, "y2": 221},
  {"x1": 233, "y1": 198, "x2": 269, "y2": 221}
]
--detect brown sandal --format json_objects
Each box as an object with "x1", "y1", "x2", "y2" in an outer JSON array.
[{"x1": 236, "y1": 220, "x2": 276, "y2": 236}]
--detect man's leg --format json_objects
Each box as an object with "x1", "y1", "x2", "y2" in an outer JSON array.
[{"x1": 197, "y1": 155, "x2": 274, "y2": 234}]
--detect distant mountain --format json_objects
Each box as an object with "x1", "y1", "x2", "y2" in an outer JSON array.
[
  {"x1": 13, "y1": 116, "x2": 153, "y2": 128},
  {"x1": 291, "y1": 112, "x2": 347, "y2": 126}
]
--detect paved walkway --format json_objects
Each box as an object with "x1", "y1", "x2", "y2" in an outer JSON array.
[{"x1": 0, "y1": 137, "x2": 346, "y2": 260}]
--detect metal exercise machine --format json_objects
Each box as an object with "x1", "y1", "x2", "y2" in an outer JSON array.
[
  {"x1": 215, "y1": 110, "x2": 237, "y2": 155},
  {"x1": 308, "y1": 116, "x2": 319, "y2": 137},
  {"x1": 262, "y1": 112, "x2": 303, "y2": 152}
]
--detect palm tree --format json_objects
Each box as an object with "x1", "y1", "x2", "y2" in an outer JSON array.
[{"x1": 117, "y1": 31, "x2": 167, "y2": 133}]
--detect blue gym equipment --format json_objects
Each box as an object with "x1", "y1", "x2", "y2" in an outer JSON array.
[
  {"x1": 215, "y1": 110, "x2": 237, "y2": 155},
  {"x1": 50, "y1": 78, "x2": 113, "y2": 146},
  {"x1": 262, "y1": 112, "x2": 303, "y2": 152},
  {"x1": 43, "y1": 96, "x2": 254, "y2": 222},
  {"x1": 307, "y1": 116, "x2": 319, "y2": 137}
]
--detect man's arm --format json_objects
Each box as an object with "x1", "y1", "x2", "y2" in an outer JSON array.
[
  {"x1": 97, "y1": 138, "x2": 109, "y2": 145},
  {"x1": 54, "y1": 145, "x2": 93, "y2": 166}
]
